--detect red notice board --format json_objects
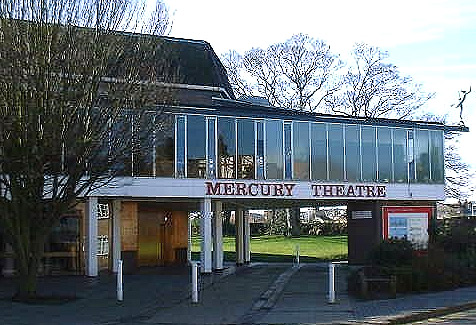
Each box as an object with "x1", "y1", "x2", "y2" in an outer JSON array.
[{"x1": 382, "y1": 206, "x2": 433, "y2": 248}]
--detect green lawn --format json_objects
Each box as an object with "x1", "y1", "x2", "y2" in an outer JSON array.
[{"x1": 191, "y1": 235, "x2": 347, "y2": 263}]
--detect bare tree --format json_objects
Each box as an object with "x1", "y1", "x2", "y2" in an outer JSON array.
[
  {"x1": 418, "y1": 113, "x2": 474, "y2": 201},
  {"x1": 222, "y1": 34, "x2": 341, "y2": 111},
  {"x1": 0, "y1": 0, "x2": 173, "y2": 300},
  {"x1": 326, "y1": 43, "x2": 433, "y2": 119}
]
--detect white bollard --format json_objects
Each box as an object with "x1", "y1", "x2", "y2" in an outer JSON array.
[
  {"x1": 328, "y1": 262, "x2": 336, "y2": 303},
  {"x1": 117, "y1": 260, "x2": 123, "y2": 302},
  {"x1": 191, "y1": 262, "x2": 199, "y2": 303},
  {"x1": 296, "y1": 244, "x2": 300, "y2": 266}
]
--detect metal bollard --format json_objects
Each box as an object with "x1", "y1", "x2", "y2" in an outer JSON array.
[
  {"x1": 295, "y1": 244, "x2": 300, "y2": 266},
  {"x1": 191, "y1": 261, "x2": 199, "y2": 303},
  {"x1": 117, "y1": 260, "x2": 123, "y2": 302},
  {"x1": 328, "y1": 262, "x2": 336, "y2": 303}
]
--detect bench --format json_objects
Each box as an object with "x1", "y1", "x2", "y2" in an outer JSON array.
[{"x1": 358, "y1": 270, "x2": 397, "y2": 299}]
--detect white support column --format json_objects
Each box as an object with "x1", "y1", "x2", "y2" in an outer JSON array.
[
  {"x1": 86, "y1": 196, "x2": 98, "y2": 277},
  {"x1": 112, "y1": 200, "x2": 122, "y2": 273},
  {"x1": 200, "y1": 198, "x2": 213, "y2": 273},
  {"x1": 187, "y1": 212, "x2": 192, "y2": 263},
  {"x1": 235, "y1": 209, "x2": 244, "y2": 265},
  {"x1": 244, "y1": 211, "x2": 251, "y2": 264},
  {"x1": 213, "y1": 201, "x2": 223, "y2": 270}
]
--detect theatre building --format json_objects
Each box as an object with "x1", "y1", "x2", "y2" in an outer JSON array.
[{"x1": 0, "y1": 37, "x2": 467, "y2": 277}]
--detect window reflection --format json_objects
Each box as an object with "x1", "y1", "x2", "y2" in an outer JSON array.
[
  {"x1": 266, "y1": 120, "x2": 283, "y2": 179},
  {"x1": 218, "y1": 117, "x2": 236, "y2": 179},
  {"x1": 237, "y1": 119, "x2": 255, "y2": 179},
  {"x1": 187, "y1": 115, "x2": 206, "y2": 178},
  {"x1": 311, "y1": 123, "x2": 327, "y2": 180},
  {"x1": 293, "y1": 122, "x2": 310, "y2": 180}
]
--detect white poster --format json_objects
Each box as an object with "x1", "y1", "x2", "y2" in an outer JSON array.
[{"x1": 388, "y1": 212, "x2": 429, "y2": 248}]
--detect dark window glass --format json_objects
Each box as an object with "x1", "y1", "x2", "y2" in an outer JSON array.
[
  {"x1": 393, "y1": 128, "x2": 408, "y2": 183},
  {"x1": 415, "y1": 129, "x2": 430, "y2": 182},
  {"x1": 377, "y1": 127, "x2": 392, "y2": 182},
  {"x1": 207, "y1": 118, "x2": 216, "y2": 178},
  {"x1": 237, "y1": 119, "x2": 255, "y2": 179},
  {"x1": 176, "y1": 115, "x2": 186, "y2": 178},
  {"x1": 311, "y1": 123, "x2": 327, "y2": 180},
  {"x1": 187, "y1": 115, "x2": 206, "y2": 178},
  {"x1": 266, "y1": 120, "x2": 283, "y2": 179},
  {"x1": 345, "y1": 125, "x2": 360, "y2": 182},
  {"x1": 111, "y1": 112, "x2": 133, "y2": 176},
  {"x1": 430, "y1": 130, "x2": 444, "y2": 183},
  {"x1": 155, "y1": 114, "x2": 175, "y2": 177},
  {"x1": 256, "y1": 120, "x2": 265, "y2": 179},
  {"x1": 284, "y1": 122, "x2": 292, "y2": 179},
  {"x1": 218, "y1": 117, "x2": 236, "y2": 179},
  {"x1": 361, "y1": 126, "x2": 376, "y2": 181},
  {"x1": 293, "y1": 122, "x2": 310, "y2": 180},
  {"x1": 328, "y1": 124, "x2": 344, "y2": 181},
  {"x1": 136, "y1": 113, "x2": 155, "y2": 176}
]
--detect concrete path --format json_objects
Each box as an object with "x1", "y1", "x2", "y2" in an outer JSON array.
[{"x1": 2, "y1": 263, "x2": 476, "y2": 324}]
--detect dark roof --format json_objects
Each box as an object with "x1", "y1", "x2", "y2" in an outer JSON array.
[
  {"x1": 166, "y1": 96, "x2": 468, "y2": 132},
  {"x1": 155, "y1": 37, "x2": 235, "y2": 99}
]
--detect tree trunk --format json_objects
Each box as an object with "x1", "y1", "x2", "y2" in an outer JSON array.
[
  {"x1": 15, "y1": 255, "x2": 40, "y2": 300},
  {"x1": 290, "y1": 207, "x2": 301, "y2": 237}
]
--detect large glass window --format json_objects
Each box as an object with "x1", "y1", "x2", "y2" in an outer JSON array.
[
  {"x1": 408, "y1": 130, "x2": 416, "y2": 182},
  {"x1": 154, "y1": 114, "x2": 175, "y2": 177},
  {"x1": 112, "y1": 112, "x2": 133, "y2": 176},
  {"x1": 415, "y1": 129, "x2": 430, "y2": 182},
  {"x1": 176, "y1": 115, "x2": 186, "y2": 178},
  {"x1": 136, "y1": 112, "x2": 155, "y2": 177},
  {"x1": 377, "y1": 127, "x2": 392, "y2": 182},
  {"x1": 284, "y1": 122, "x2": 292, "y2": 179},
  {"x1": 256, "y1": 120, "x2": 265, "y2": 179},
  {"x1": 187, "y1": 115, "x2": 206, "y2": 178},
  {"x1": 430, "y1": 130, "x2": 444, "y2": 183},
  {"x1": 393, "y1": 128, "x2": 408, "y2": 183},
  {"x1": 237, "y1": 119, "x2": 255, "y2": 179},
  {"x1": 345, "y1": 125, "x2": 360, "y2": 182},
  {"x1": 207, "y1": 118, "x2": 216, "y2": 178},
  {"x1": 311, "y1": 123, "x2": 327, "y2": 180},
  {"x1": 361, "y1": 126, "x2": 377, "y2": 181},
  {"x1": 217, "y1": 117, "x2": 236, "y2": 179},
  {"x1": 328, "y1": 124, "x2": 344, "y2": 181},
  {"x1": 293, "y1": 122, "x2": 310, "y2": 180},
  {"x1": 266, "y1": 120, "x2": 283, "y2": 179}
]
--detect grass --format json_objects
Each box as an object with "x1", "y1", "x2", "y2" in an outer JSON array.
[{"x1": 191, "y1": 235, "x2": 348, "y2": 263}]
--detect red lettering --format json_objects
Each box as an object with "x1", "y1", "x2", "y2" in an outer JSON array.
[
  {"x1": 336, "y1": 185, "x2": 345, "y2": 196},
  {"x1": 356, "y1": 185, "x2": 365, "y2": 197},
  {"x1": 236, "y1": 183, "x2": 246, "y2": 195},
  {"x1": 284, "y1": 184, "x2": 295, "y2": 196},
  {"x1": 224, "y1": 183, "x2": 234, "y2": 195},
  {"x1": 206, "y1": 182, "x2": 221, "y2": 195},
  {"x1": 324, "y1": 185, "x2": 333, "y2": 196},
  {"x1": 366, "y1": 186, "x2": 376, "y2": 197},
  {"x1": 260, "y1": 184, "x2": 270, "y2": 195},
  {"x1": 347, "y1": 185, "x2": 355, "y2": 196},
  {"x1": 273, "y1": 184, "x2": 284, "y2": 196},
  {"x1": 249, "y1": 184, "x2": 258, "y2": 196}
]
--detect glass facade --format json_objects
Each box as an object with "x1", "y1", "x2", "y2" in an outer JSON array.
[
  {"x1": 237, "y1": 119, "x2": 255, "y2": 179},
  {"x1": 293, "y1": 122, "x2": 310, "y2": 180},
  {"x1": 111, "y1": 111, "x2": 445, "y2": 184},
  {"x1": 266, "y1": 120, "x2": 284, "y2": 179},
  {"x1": 328, "y1": 124, "x2": 344, "y2": 181},
  {"x1": 217, "y1": 117, "x2": 236, "y2": 179}
]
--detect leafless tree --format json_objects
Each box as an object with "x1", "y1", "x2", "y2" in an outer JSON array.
[
  {"x1": 0, "y1": 0, "x2": 173, "y2": 299},
  {"x1": 222, "y1": 34, "x2": 341, "y2": 111},
  {"x1": 325, "y1": 43, "x2": 433, "y2": 119}
]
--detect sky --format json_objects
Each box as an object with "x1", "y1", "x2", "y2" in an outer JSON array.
[{"x1": 162, "y1": 0, "x2": 476, "y2": 193}]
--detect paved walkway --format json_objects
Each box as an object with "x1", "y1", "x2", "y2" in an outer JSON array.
[{"x1": 2, "y1": 263, "x2": 476, "y2": 324}]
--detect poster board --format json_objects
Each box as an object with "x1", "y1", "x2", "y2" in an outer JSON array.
[{"x1": 382, "y1": 206, "x2": 433, "y2": 249}]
